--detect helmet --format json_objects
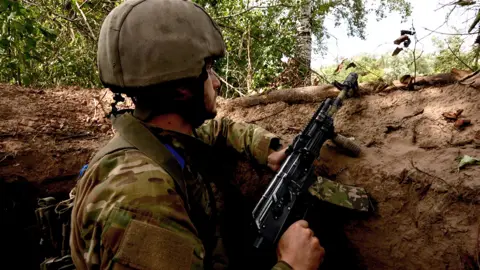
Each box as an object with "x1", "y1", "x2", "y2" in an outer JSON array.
[{"x1": 97, "y1": 0, "x2": 226, "y2": 90}]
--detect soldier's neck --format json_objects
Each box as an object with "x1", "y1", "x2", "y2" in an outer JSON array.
[{"x1": 148, "y1": 113, "x2": 193, "y2": 135}]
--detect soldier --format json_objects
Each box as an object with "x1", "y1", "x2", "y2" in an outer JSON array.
[{"x1": 70, "y1": 0, "x2": 325, "y2": 269}]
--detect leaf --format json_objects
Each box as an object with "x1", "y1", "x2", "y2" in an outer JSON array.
[
  {"x1": 25, "y1": 21, "x2": 34, "y2": 33},
  {"x1": 7, "y1": 11, "x2": 16, "y2": 21},
  {"x1": 456, "y1": 0, "x2": 475, "y2": 7},
  {"x1": 25, "y1": 37, "x2": 36, "y2": 50},
  {"x1": 0, "y1": 0, "x2": 8, "y2": 10},
  {"x1": 0, "y1": 38, "x2": 8, "y2": 49},
  {"x1": 39, "y1": 27, "x2": 57, "y2": 40},
  {"x1": 468, "y1": 11, "x2": 480, "y2": 33},
  {"x1": 457, "y1": 155, "x2": 480, "y2": 170},
  {"x1": 1, "y1": 22, "x2": 6, "y2": 35}
]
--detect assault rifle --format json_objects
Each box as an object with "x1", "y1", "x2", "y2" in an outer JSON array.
[{"x1": 251, "y1": 72, "x2": 359, "y2": 249}]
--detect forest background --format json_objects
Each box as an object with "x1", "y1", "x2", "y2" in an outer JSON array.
[{"x1": 1, "y1": 0, "x2": 479, "y2": 97}]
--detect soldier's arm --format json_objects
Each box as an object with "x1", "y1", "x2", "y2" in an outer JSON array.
[
  {"x1": 72, "y1": 150, "x2": 205, "y2": 270},
  {"x1": 195, "y1": 117, "x2": 281, "y2": 165}
]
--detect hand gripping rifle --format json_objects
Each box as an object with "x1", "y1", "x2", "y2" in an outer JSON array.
[{"x1": 251, "y1": 72, "x2": 359, "y2": 249}]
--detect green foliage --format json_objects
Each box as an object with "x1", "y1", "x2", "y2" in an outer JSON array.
[
  {"x1": 0, "y1": 0, "x2": 117, "y2": 87},
  {"x1": 318, "y1": 52, "x2": 435, "y2": 84},
  {"x1": 197, "y1": 0, "x2": 411, "y2": 96},
  {"x1": 318, "y1": 35, "x2": 480, "y2": 84},
  {"x1": 431, "y1": 36, "x2": 478, "y2": 73},
  {"x1": 0, "y1": 1, "x2": 54, "y2": 85},
  {"x1": 0, "y1": 0, "x2": 411, "y2": 96}
]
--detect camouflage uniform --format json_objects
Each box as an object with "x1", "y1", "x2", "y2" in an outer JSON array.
[
  {"x1": 309, "y1": 177, "x2": 370, "y2": 212},
  {"x1": 70, "y1": 113, "x2": 291, "y2": 270}
]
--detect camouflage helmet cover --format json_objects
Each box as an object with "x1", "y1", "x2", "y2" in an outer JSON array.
[{"x1": 97, "y1": 0, "x2": 226, "y2": 90}]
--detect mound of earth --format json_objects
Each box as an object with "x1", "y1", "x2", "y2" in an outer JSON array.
[
  {"x1": 217, "y1": 81, "x2": 480, "y2": 270},
  {"x1": 0, "y1": 76, "x2": 479, "y2": 269},
  {"x1": 0, "y1": 85, "x2": 116, "y2": 197}
]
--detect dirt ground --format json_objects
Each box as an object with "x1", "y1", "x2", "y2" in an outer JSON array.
[
  {"x1": 0, "y1": 79, "x2": 479, "y2": 269},
  {"x1": 0, "y1": 85, "x2": 121, "y2": 194},
  {"x1": 218, "y1": 82, "x2": 480, "y2": 270}
]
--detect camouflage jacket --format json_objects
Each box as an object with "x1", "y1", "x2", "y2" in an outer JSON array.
[{"x1": 70, "y1": 113, "x2": 291, "y2": 270}]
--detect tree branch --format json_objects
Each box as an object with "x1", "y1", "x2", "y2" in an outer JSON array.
[
  {"x1": 212, "y1": 70, "x2": 245, "y2": 97},
  {"x1": 413, "y1": 21, "x2": 418, "y2": 85},
  {"x1": 434, "y1": 0, "x2": 459, "y2": 11},
  {"x1": 226, "y1": 51, "x2": 230, "y2": 97},
  {"x1": 79, "y1": 0, "x2": 89, "y2": 9},
  {"x1": 213, "y1": 4, "x2": 296, "y2": 20},
  {"x1": 422, "y1": 27, "x2": 477, "y2": 36},
  {"x1": 418, "y1": 6, "x2": 456, "y2": 43},
  {"x1": 406, "y1": 49, "x2": 424, "y2": 67},
  {"x1": 52, "y1": 12, "x2": 79, "y2": 23},
  {"x1": 246, "y1": 25, "x2": 252, "y2": 93},
  {"x1": 217, "y1": 22, "x2": 330, "y2": 84},
  {"x1": 446, "y1": 41, "x2": 474, "y2": 71},
  {"x1": 75, "y1": 0, "x2": 96, "y2": 41},
  {"x1": 350, "y1": 60, "x2": 382, "y2": 79},
  {"x1": 228, "y1": 84, "x2": 339, "y2": 107},
  {"x1": 475, "y1": 45, "x2": 480, "y2": 69}
]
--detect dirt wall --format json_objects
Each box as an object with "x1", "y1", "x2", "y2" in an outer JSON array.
[
  {"x1": 0, "y1": 80, "x2": 478, "y2": 269},
  {"x1": 217, "y1": 83, "x2": 480, "y2": 270}
]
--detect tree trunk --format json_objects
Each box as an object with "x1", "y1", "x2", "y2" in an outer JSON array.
[
  {"x1": 227, "y1": 84, "x2": 339, "y2": 108},
  {"x1": 246, "y1": 26, "x2": 253, "y2": 94},
  {"x1": 295, "y1": 0, "x2": 313, "y2": 86}
]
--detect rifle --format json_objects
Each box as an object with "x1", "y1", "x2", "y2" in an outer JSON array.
[{"x1": 251, "y1": 72, "x2": 359, "y2": 249}]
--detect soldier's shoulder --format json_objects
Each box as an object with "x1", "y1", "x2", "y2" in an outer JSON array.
[
  {"x1": 80, "y1": 149, "x2": 179, "y2": 206},
  {"x1": 75, "y1": 148, "x2": 187, "y2": 228},
  {"x1": 93, "y1": 148, "x2": 169, "y2": 177}
]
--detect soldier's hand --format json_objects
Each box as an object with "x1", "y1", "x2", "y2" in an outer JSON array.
[
  {"x1": 267, "y1": 147, "x2": 287, "y2": 172},
  {"x1": 277, "y1": 220, "x2": 325, "y2": 270}
]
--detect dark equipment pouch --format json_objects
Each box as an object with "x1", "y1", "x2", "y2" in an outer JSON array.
[{"x1": 36, "y1": 188, "x2": 76, "y2": 270}]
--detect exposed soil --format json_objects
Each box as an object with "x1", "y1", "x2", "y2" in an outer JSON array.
[
  {"x1": 0, "y1": 79, "x2": 479, "y2": 269},
  {"x1": 217, "y1": 83, "x2": 480, "y2": 270},
  {"x1": 0, "y1": 85, "x2": 117, "y2": 194}
]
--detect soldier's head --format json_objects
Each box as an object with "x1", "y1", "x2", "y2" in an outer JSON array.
[{"x1": 97, "y1": 0, "x2": 225, "y2": 127}]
